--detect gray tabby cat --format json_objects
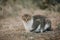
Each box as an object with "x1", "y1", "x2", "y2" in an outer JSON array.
[{"x1": 21, "y1": 14, "x2": 51, "y2": 33}]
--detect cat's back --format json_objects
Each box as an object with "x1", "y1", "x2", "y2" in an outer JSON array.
[{"x1": 33, "y1": 15, "x2": 46, "y2": 19}]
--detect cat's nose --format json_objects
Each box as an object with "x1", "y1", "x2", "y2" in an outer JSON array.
[{"x1": 26, "y1": 19, "x2": 27, "y2": 22}]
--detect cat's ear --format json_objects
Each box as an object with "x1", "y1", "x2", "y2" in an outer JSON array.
[{"x1": 25, "y1": 13, "x2": 33, "y2": 16}]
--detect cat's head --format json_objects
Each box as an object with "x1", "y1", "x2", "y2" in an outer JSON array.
[{"x1": 22, "y1": 14, "x2": 32, "y2": 22}]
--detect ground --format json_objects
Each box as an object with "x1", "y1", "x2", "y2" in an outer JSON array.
[
  {"x1": 0, "y1": 0, "x2": 60, "y2": 40},
  {"x1": 0, "y1": 8, "x2": 60, "y2": 40}
]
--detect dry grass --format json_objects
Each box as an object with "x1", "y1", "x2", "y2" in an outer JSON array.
[
  {"x1": 0, "y1": 29, "x2": 60, "y2": 40},
  {"x1": 0, "y1": 9, "x2": 60, "y2": 40},
  {"x1": 0, "y1": 0, "x2": 60, "y2": 40}
]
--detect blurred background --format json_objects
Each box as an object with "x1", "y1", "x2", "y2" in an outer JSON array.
[{"x1": 0, "y1": 0, "x2": 60, "y2": 32}]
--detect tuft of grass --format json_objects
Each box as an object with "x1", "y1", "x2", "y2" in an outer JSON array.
[
  {"x1": 57, "y1": 23, "x2": 60, "y2": 30},
  {"x1": 0, "y1": 0, "x2": 60, "y2": 19}
]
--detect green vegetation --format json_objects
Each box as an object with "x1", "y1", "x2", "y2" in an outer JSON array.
[
  {"x1": 0, "y1": 0, "x2": 60, "y2": 18},
  {"x1": 57, "y1": 23, "x2": 60, "y2": 30},
  {"x1": 0, "y1": 0, "x2": 60, "y2": 10}
]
